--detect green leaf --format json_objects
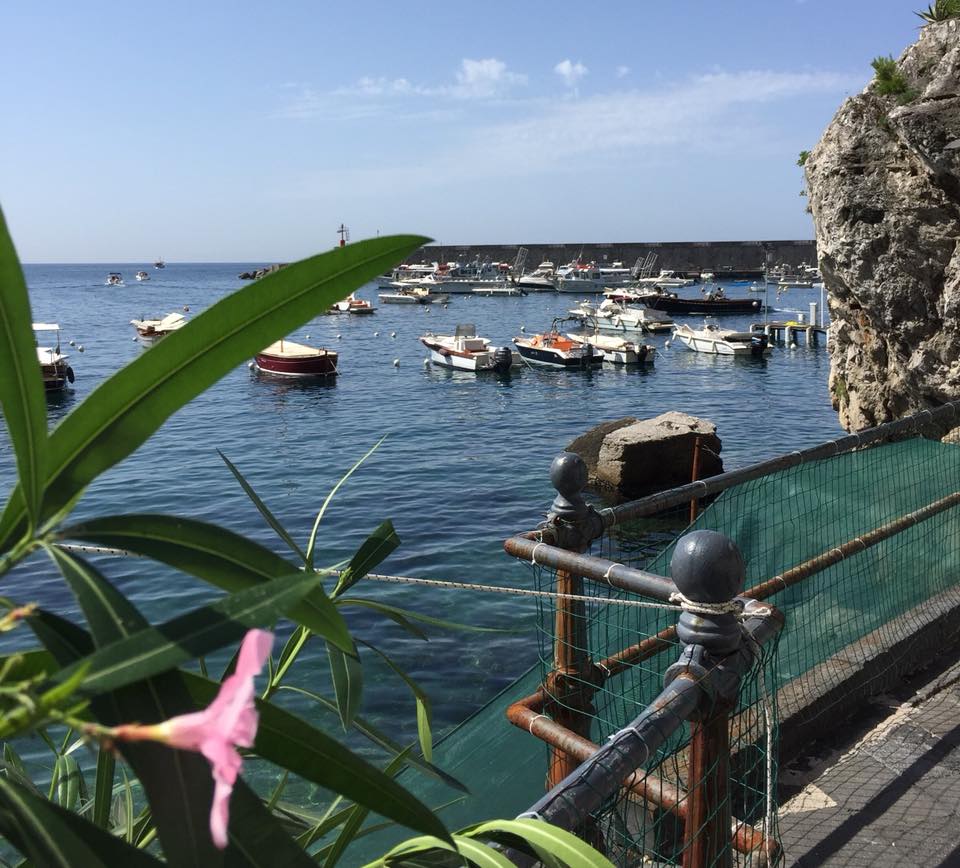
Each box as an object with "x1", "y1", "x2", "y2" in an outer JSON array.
[
  {"x1": 54, "y1": 754, "x2": 82, "y2": 811},
  {"x1": 0, "y1": 235, "x2": 428, "y2": 551},
  {"x1": 278, "y1": 685, "x2": 466, "y2": 793},
  {"x1": 338, "y1": 598, "x2": 509, "y2": 634},
  {"x1": 333, "y1": 521, "x2": 401, "y2": 598},
  {"x1": 39, "y1": 548, "x2": 314, "y2": 866},
  {"x1": 451, "y1": 836, "x2": 515, "y2": 868},
  {"x1": 218, "y1": 450, "x2": 308, "y2": 563},
  {"x1": 0, "y1": 659, "x2": 90, "y2": 740},
  {"x1": 0, "y1": 775, "x2": 164, "y2": 867},
  {"x1": 327, "y1": 640, "x2": 363, "y2": 729},
  {"x1": 178, "y1": 671, "x2": 452, "y2": 844},
  {"x1": 44, "y1": 562, "x2": 324, "y2": 697},
  {"x1": 92, "y1": 748, "x2": 115, "y2": 829},
  {"x1": 62, "y1": 514, "x2": 353, "y2": 652},
  {"x1": 323, "y1": 750, "x2": 410, "y2": 868},
  {"x1": 306, "y1": 436, "x2": 387, "y2": 568},
  {"x1": 0, "y1": 208, "x2": 47, "y2": 529},
  {"x1": 357, "y1": 640, "x2": 432, "y2": 764},
  {"x1": 466, "y1": 819, "x2": 616, "y2": 868}
]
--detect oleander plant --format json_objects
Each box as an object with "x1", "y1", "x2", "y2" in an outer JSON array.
[{"x1": 0, "y1": 207, "x2": 610, "y2": 867}]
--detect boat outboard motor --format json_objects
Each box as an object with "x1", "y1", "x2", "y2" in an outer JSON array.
[
  {"x1": 492, "y1": 346, "x2": 513, "y2": 374},
  {"x1": 750, "y1": 334, "x2": 768, "y2": 357}
]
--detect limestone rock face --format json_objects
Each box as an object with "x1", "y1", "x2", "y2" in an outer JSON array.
[
  {"x1": 567, "y1": 412, "x2": 722, "y2": 499},
  {"x1": 805, "y1": 19, "x2": 960, "y2": 432}
]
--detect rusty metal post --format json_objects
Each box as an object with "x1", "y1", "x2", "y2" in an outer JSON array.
[
  {"x1": 664, "y1": 530, "x2": 747, "y2": 868},
  {"x1": 689, "y1": 435, "x2": 703, "y2": 524},
  {"x1": 541, "y1": 453, "x2": 604, "y2": 788}
]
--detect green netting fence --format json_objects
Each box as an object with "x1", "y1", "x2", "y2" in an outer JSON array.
[{"x1": 515, "y1": 426, "x2": 960, "y2": 866}]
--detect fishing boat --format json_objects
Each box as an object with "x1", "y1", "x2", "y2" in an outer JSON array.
[
  {"x1": 555, "y1": 261, "x2": 632, "y2": 294},
  {"x1": 135, "y1": 271, "x2": 150, "y2": 281},
  {"x1": 632, "y1": 269, "x2": 696, "y2": 288},
  {"x1": 420, "y1": 324, "x2": 518, "y2": 373},
  {"x1": 33, "y1": 324, "x2": 74, "y2": 390},
  {"x1": 645, "y1": 287, "x2": 761, "y2": 316},
  {"x1": 513, "y1": 329, "x2": 602, "y2": 368},
  {"x1": 130, "y1": 312, "x2": 187, "y2": 339},
  {"x1": 568, "y1": 299, "x2": 673, "y2": 334},
  {"x1": 672, "y1": 323, "x2": 771, "y2": 357},
  {"x1": 376, "y1": 263, "x2": 435, "y2": 289},
  {"x1": 331, "y1": 294, "x2": 376, "y2": 314},
  {"x1": 568, "y1": 332, "x2": 655, "y2": 365},
  {"x1": 154, "y1": 259, "x2": 165, "y2": 269},
  {"x1": 378, "y1": 286, "x2": 450, "y2": 305},
  {"x1": 253, "y1": 338, "x2": 339, "y2": 377},
  {"x1": 106, "y1": 272, "x2": 123, "y2": 286}
]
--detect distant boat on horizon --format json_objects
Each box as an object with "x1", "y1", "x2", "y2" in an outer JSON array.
[{"x1": 154, "y1": 258, "x2": 165, "y2": 269}]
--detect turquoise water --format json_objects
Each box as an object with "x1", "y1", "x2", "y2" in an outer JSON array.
[{"x1": 1, "y1": 262, "x2": 842, "y2": 772}]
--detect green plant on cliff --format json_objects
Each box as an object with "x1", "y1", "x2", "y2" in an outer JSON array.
[
  {"x1": 916, "y1": 0, "x2": 960, "y2": 22},
  {"x1": 797, "y1": 150, "x2": 810, "y2": 168},
  {"x1": 871, "y1": 55, "x2": 919, "y2": 104},
  {"x1": 832, "y1": 375, "x2": 850, "y2": 409}
]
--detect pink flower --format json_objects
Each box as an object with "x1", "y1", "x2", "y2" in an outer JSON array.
[{"x1": 111, "y1": 629, "x2": 274, "y2": 849}]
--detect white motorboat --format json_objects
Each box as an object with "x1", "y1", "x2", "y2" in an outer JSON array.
[
  {"x1": 778, "y1": 278, "x2": 815, "y2": 289},
  {"x1": 135, "y1": 271, "x2": 150, "y2": 281},
  {"x1": 420, "y1": 324, "x2": 519, "y2": 373},
  {"x1": 567, "y1": 332, "x2": 655, "y2": 365},
  {"x1": 672, "y1": 323, "x2": 772, "y2": 357},
  {"x1": 632, "y1": 269, "x2": 695, "y2": 289},
  {"x1": 106, "y1": 272, "x2": 123, "y2": 286},
  {"x1": 472, "y1": 284, "x2": 524, "y2": 297},
  {"x1": 555, "y1": 261, "x2": 632, "y2": 294},
  {"x1": 130, "y1": 312, "x2": 187, "y2": 339},
  {"x1": 377, "y1": 263, "x2": 435, "y2": 289},
  {"x1": 154, "y1": 259, "x2": 165, "y2": 269},
  {"x1": 331, "y1": 293, "x2": 376, "y2": 314},
  {"x1": 378, "y1": 286, "x2": 450, "y2": 305},
  {"x1": 33, "y1": 323, "x2": 75, "y2": 390},
  {"x1": 516, "y1": 261, "x2": 557, "y2": 292},
  {"x1": 569, "y1": 298, "x2": 674, "y2": 334}
]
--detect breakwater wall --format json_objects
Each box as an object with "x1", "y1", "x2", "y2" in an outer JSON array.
[{"x1": 406, "y1": 239, "x2": 817, "y2": 278}]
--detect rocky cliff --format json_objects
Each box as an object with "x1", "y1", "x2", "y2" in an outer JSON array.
[{"x1": 805, "y1": 18, "x2": 960, "y2": 432}]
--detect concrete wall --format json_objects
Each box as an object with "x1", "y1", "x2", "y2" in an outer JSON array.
[{"x1": 406, "y1": 239, "x2": 817, "y2": 278}]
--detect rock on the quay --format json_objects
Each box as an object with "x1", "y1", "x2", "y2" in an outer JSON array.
[
  {"x1": 567, "y1": 412, "x2": 722, "y2": 499},
  {"x1": 805, "y1": 18, "x2": 960, "y2": 433}
]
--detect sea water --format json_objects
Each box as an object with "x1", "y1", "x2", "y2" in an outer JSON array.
[{"x1": 0, "y1": 263, "x2": 841, "y2": 766}]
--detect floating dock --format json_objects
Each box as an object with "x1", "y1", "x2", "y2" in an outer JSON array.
[{"x1": 750, "y1": 320, "x2": 827, "y2": 345}]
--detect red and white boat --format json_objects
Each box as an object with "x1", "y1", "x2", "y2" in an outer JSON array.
[
  {"x1": 331, "y1": 293, "x2": 376, "y2": 315},
  {"x1": 253, "y1": 338, "x2": 339, "y2": 377},
  {"x1": 420, "y1": 324, "x2": 518, "y2": 373}
]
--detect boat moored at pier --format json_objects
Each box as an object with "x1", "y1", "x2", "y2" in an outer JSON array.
[
  {"x1": 379, "y1": 287, "x2": 450, "y2": 304},
  {"x1": 645, "y1": 287, "x2": 762, "y2": 316},
  {"x1": 568, "y1": 332, "x2": 655, "y2": 365},
  {"x1": 568, "y1": 298, "x2": 674, "y2": 334},
  {"x1": 513, "y1": 330, "x2": 602, "y2": 368},
  {"x1": 331, "y1": 294, "x2": 376, "y2": 314},
  {"x1": 672, "y1": 323, "x2": 771, "y2": 356}
]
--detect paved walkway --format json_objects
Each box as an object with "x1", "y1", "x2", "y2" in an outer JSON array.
[{"x1": 777, "y1": 661, "x2": 960, "y2": 867}]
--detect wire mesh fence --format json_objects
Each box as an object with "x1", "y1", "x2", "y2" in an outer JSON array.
[{"x1": 513, "y1": 423, "x2": 960, "y2": 866}]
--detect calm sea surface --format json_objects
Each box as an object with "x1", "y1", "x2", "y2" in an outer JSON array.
[{"x1": 1, "y1": 262, "x2": 842, "y2": 788}]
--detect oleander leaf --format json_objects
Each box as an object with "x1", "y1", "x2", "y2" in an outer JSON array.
[
  {"x1": 333, "y1": 520, "x2": 401, "y2": 598},
  {"x1": 61, "y1": 513, "x2": 353, "y2": 652},
  {"x1": 0, "y1": 208, "x2": 47, "y2": 531},
  {"x1": 327, "y1": 640, "x2": 363, "y2": 729}
]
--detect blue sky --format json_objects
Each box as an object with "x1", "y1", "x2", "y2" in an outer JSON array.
[{"x1": 1, "y1": 0, "x2": 923, "y2": 261}]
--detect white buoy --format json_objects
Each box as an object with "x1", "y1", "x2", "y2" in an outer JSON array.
[
  {"x1": 78, "y1": 345, "x2": 84, "y2": 353},
  {"x1": 665, "y1": 340, "x2": 671, "y2": 349},
  {"x1": 68, "y1": 340, "x2": 76, "y2": 347},
  {"x1": 247, "y1": 361, "x2": 254, "y2": 369},
  {"x1": 305, "y1": 334, "x2": 310, "y2": 340},
  {"x1": 423, "y1": 358, "x2": 430, "y2": 367},
  {"x1": 183, "y1": 305, "x2": 190, "y2": 312},
  {"x1": 520, "y1": 326, "x2": 526, "y2": 333},
  {"x1": 132, "y1": 336, "x2": 137, "y2": 341},
  {"x1": 390, "y1": 331, "x2": 396, "y2": 338},
  {"x1": 374, "y1": 331, "x2": 380, "y2": 337},
  {"x1": 393, "y1": 358, "x2": 400, "y2": 367},
  {"x1": 790, "y1": 342, "x2": 797, "y2": 350},
  {"x1": 336, "y1": 334, "x2": 342, "y2": 339}
]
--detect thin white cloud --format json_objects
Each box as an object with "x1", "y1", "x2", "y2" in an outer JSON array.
[
  {"x1": 554, "y1": 59, "x2": 588, "y2": 87},
  {"x1": 453, "y1": 58, "x2": 527, "y2": 98},
  {"x1": 616, "y1": 65, "x2": 631, "y2": 79}
]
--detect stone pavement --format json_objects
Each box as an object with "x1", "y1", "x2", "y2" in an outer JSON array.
[{"x1": 777, "y1": 661, "x2": 960, "y2": 867}]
